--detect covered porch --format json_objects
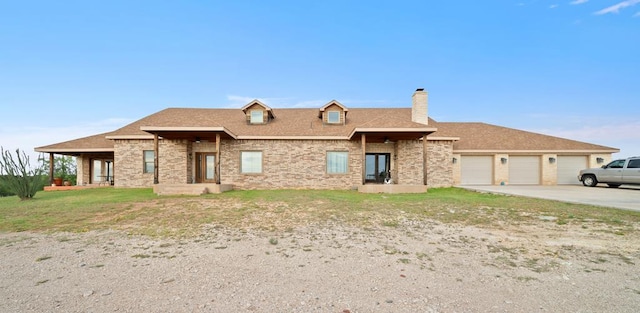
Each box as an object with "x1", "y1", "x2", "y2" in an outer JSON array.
[
  {"x1": 352, "y1": 127, "x2": 436, "y2": 193},
  {"x1": 34, "y1": 133, "x2": 116, "y2": 187},
  {"x1": 140, "y1": 127, "x2": 237, "y2": 195}
]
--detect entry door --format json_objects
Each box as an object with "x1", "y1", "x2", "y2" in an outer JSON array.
[
  {"x1": 91, "y1": 159, "x2": 114, "y2": 184},
  {"x1": 365, "y1": 153, "x2": 390, "y2": 183},
  {"x1": 195, "y1": 153, "x2": 216, "y2": 183}
]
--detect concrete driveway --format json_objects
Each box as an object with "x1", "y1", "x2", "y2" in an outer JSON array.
[{"x1": 459, "y1": 185, "x2": 640, "y2": 212}]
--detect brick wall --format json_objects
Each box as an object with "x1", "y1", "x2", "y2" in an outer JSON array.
[
  {"x1": 113, "y1": 137, "x2": 453, "y2": 189},
  {"x1": 114, "y1": 139, "x2": 189, "y2": 187},
  {"x1": 541, "y1": 154, "x2": 557, "y2": 185},
  {"x1": 220, "y1": 139, "x2": 363, "y2": 189},
  {"x1": 427, "y1": 140, "x2": 454, "y2": 187},
  {"x1": 494, "y1": 154, "x2": 509, "y2": 185},
  {"x1": 396, "y1": 140, "x2": 424, "y2": 185}
]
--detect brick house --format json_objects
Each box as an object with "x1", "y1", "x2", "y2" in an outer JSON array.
[{"x1": 35, "y1": 89, "x2": 618, "y2": 194}]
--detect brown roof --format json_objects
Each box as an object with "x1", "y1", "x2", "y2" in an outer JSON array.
[
  {"x1": 35, "y1": 106, "x2": 619, "y2": 154},
  {"x1": 35, "y1": 132, "x2": 114, "y2": 154},
  {"x1": 107, "y1": 107, "x2": 434, "y2": 139},
  {"x1": 429, "y1": 121, "x2": 618, "y2": 153}
]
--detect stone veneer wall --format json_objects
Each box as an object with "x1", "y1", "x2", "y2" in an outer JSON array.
[
  {"x1": 588, "y1": 154, "x2": 612, "y2": 168},
  {"x1": 494, "y1": 154, "x2": 509, "y2": 185},
  {"x1": 220, "y1": 139, "x2": 363, "y2": 190},
  {"x1": 113, "y1": 138, "x2": 451, "y2": 189},
  {"x1": 541, "y1": 154, "x2": 557, "y2": 185},
  {"x1": 395, "y1": 140, "x2": 424, "y2": 185},
  {"x1": 114, "y1": 139, "x2": 189, "y2": 187},
  {"x1": 426, "y1": 140, "x2": 454, "y2": 187}
]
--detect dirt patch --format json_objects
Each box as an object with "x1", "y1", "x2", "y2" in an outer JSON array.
[{"x1": 1, "y1": 217, "x2": 639, "y2": 312}]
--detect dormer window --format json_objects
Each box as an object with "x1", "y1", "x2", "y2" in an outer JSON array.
[
  {"x1": 241, "y1": 100, "x2": 275, "y2": 125},
  {"x1": 327, "y1": 111, "x2": 340, "y2": 124},
  {"x1": 250, "y1": 110, "x2": 264, "y2": 124},
  {"x1": 319, "y1": 100, "x2": 348, "y2": 125}
]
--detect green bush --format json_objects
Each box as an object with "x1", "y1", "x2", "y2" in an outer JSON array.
[
  {"x1": 0, "y1": 148, "x2": 47, "y2": 200},
  {"x1": 0, "y1": 179, "x2": 16, "y2": 197}
]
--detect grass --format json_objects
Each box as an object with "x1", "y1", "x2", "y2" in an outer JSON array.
[{"x1": 0, "y1": 187, "x2": 639, "y2": 238}]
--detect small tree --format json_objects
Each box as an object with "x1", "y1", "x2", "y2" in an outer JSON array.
[{"x1": 0, "y1": 147, "x2": 47, "y2": 200}]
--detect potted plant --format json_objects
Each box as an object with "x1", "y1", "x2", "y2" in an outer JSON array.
[{"x1": 51, "y1": 156, "x2": 76, "y2": 186}]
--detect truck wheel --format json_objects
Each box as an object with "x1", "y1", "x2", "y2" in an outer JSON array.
[
  {"x1": 607, "y1": 184, "x2": 621, "y2": 188},
  {"x1": 582, "y1": 175, "x2": 598, "y2": 187}
]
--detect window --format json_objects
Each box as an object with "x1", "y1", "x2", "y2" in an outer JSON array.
[
  {"x1": 143, "y1": 150, "x2": 155, "y2": 173},
  {"x1": 327, "y1": 111, "x2": 340, "y2": 124},
  {"x1": 241, "y1": 151, "x2": 262, "y2": 173},
  {"x1": 327, "y1": 151, "x2": 348, "y2": 174},
  {"x1": 250, "y1": 110, "x2": 264, "y2": 124},
  {"x1": 607, "y1": 159, "x2": 625, "y2": 169},
  {"x1": 628, "y1": 159, "x2": 640, "y2": 169}
]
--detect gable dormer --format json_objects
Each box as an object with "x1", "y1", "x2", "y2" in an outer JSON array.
[
  {"x1": 241, "y1": 100, "x2": 275, "y2": 124},
  {"x1": 319, "y1": 100, "x2": 348, "y2": 125}
]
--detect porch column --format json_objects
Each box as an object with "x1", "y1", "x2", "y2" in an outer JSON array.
[
  {"x1": 153, "y1": 133, "x2": 159, "y2": 184},
  {"x1": 423, "y1": 134, "x2": 428, "y2": 186},
  {"x1": 215, "y1": 133, "x2": 221, "y2": 184},
  {"x1": 361, "y1": 133, "x2": 366, "y2": 185},
  {"x1": 49, "y1": 152, "x2": 54, "y2": 185}
]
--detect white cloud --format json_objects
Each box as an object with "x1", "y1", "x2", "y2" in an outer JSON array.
[
  {"x1": 634, "y1": 11, "x2": 640, "y2": 16},
  {"x1": 550, "y1": 4, "x2": 559, "y2": 9},
  {"x1": 570, "y1": 0, "x2": 588, "y2": 5},
  {"x1": 594, "y1": 0, "x2": 640, "y2": 15}
]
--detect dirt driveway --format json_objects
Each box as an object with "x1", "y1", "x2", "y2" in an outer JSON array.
[
  {"x1": 460, "y1": 185, "x2": 640, "y2": 212},
  {"x1": 2, "y1": 219, "x2": 639, "y2": 312}
]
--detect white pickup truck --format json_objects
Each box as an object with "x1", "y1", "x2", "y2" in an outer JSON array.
[{"x1": 578, "y1": 157, "x2": 640, "y2": 187}]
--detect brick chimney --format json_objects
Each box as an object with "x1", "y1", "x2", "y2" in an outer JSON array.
[{"x1": 411, "y1": 88, "x2": 428, "y2": 125}]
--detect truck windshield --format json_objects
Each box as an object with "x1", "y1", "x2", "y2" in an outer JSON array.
[{"x1": 606, "y1": 160, "x2": 625, "y2": 168}]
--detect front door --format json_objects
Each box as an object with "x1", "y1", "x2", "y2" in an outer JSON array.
[
  {"x1": 195, "y1": 153, "x2": 216, "y2": 183},
  {"x1": 365, "y1": 153, "x2": 390, "y2": 183}
]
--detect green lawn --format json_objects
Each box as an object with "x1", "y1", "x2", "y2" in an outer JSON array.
[{"x1": 0, "y1": 187, "x2": 638, "y2": 237}]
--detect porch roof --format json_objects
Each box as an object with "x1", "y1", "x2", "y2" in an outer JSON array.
[{"x1": 34, "y1": 132, "x2": 115, "y2": 156}]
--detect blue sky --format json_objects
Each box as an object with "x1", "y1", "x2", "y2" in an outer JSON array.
[{"x1": 1, "y1": 0, "x2": 638, "y2": 163}]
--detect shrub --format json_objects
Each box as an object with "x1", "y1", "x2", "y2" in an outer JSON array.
[{"x1": 0, "y1": 148, "x2": 47, "y2": 200}]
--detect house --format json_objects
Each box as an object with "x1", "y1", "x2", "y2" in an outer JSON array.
[{"x1": 35, "y1": 89, "x2": 618, "y2": 194}]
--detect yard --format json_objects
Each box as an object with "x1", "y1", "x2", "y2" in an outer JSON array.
[{"x1": 1, "y1": 188, "x2": 639, "y2": 312}]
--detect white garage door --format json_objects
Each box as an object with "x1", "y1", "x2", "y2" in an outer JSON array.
[
  {"x1": 509, "y1": 156, "x2": 540, "y2": 185},
  {"x1": 461, "y1": 156, "x2": 493, "y2": 185},
  {"x1": 557, "y1": 156, "x2": 587, "y2": 185}
]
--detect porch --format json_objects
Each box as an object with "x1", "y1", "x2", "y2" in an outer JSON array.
[
  {"x1": 153, "y1": 183, "x2": 234, "y2": 196},
  {"x1": 358, "y1": 184, "x2": 428, "y2": 193}
]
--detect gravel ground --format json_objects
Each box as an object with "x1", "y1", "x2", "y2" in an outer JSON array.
[{"x1": 1, "y1": 220, "x2": 639, "y2": 313}]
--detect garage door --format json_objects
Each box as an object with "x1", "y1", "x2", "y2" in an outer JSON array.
[
  {"x1": 461, "y1": 156, "x2": 493, "y2": 185},
  {"x1": 509, "y1": 156, "x2": 540, "y2": 185},
  {"x1": 557, "y1": 156, "x2": 587, "y2": 185}
]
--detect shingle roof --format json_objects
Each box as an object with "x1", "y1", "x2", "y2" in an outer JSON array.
[
  {"x1": 428, "y1": 121, "x2": 618, "y2": 152},
  {"x1": 34, "y1": 106, "x2": 619, "y2": 154},
  {"x1": 107, "y1": 107, "x2": 432, "y2": 138},
  {"x1": 34, "y1": 132, "x2": 114, "y2": 154}
]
